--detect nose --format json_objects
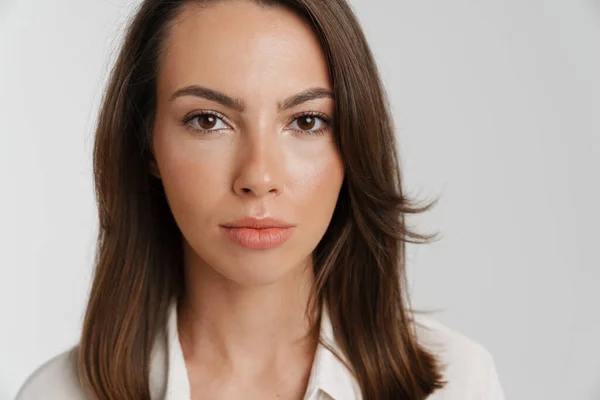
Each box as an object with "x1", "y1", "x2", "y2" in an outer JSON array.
[{"x1": 232, "y1": 128, "x2": 284, "y2": 198}]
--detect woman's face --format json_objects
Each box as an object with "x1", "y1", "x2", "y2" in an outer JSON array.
[{"x1": 152, "y1": 1, "x2": 344, "y2": 286}]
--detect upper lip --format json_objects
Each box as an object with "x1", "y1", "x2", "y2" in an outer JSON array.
[{"x1": 221, "y1": 217, "x2": 295, "y2": 229}]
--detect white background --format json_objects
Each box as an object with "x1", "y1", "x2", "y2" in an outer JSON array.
[{"x1": 1, "y1": 0, "x2": 599, "y2": 399}]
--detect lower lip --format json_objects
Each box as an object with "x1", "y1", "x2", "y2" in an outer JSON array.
[{"x1": 221, "y1": 226, "x2": 295, "y2": 249}]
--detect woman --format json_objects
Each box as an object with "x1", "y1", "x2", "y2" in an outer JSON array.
[{"x1": 17, "y1": 0, "x2": 504, "y2": 399}]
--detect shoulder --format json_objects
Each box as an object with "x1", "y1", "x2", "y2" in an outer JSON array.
[
  {"x1": 412, "y1": 314, "x2": 505, "y2": 400},
  {"x1": 16, "y1": 345, "x2": 89, "y2": 400}
]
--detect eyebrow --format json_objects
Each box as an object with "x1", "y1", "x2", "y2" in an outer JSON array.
[{"x1": 168, "y1": 85, "x2": 333, "y2": 112}]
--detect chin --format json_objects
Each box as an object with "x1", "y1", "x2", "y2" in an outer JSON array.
[
  {"x1": 216, "y1": 259, "x2": 300, "y2": 287},
  {"x1": 184, "y1": 237, "x2": 312, "y2": 287}
]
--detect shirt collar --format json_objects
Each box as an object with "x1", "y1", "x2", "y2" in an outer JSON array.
[
  {"x1": 151, "y1": 298, "x2": 361, "y2": 400},
  {"x1": 304, "y1": 304, "x2": 362, "y2": 400}
]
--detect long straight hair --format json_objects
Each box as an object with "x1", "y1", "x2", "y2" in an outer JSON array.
[{"x1": 79, "y1": 0, "x2": 446, "y2": 398}]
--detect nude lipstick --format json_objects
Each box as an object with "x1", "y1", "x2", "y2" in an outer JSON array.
[{"x1": 220, "y1": 217, "x2": 296, "y2": 250}]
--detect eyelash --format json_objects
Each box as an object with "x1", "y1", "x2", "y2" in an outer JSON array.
[{"x1": 181, "y1": 110, "x2": 331, "y2": 136}]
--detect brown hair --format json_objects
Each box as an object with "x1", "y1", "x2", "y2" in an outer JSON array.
[{"x1": 79, "y1": 0, "x2": 446, "y2": 398}]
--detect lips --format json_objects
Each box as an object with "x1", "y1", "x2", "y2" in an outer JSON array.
[
  {"x1": 220, "y1": 217, "x2": 296, "y2": 249},
  {"x1": 221, "y1": 217, "x2": 295, "y2": 229}
]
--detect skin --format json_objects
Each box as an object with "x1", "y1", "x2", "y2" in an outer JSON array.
[{"x1": 151, "y1": 1, "x2": 345, "y2": 399}]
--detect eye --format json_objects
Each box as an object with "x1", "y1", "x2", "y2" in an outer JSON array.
[
  {"x1": 288, "y1": 112, "x2": 330, "y2": 136},
  {"x1": 182, "y1": 111, "x2": 229, "y2": 133}
]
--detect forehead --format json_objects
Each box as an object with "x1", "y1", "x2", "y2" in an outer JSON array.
[{"x1": 157, "y1": 1, "x2": 331, "y2": 99}]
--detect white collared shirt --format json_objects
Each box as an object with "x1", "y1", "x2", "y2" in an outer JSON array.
[
  {"x1": 158, "y1": 300, "x2": 362, "y2": 400},
  {"x1": 17, "y1": 300, "x2": 505, "y2": 399}
]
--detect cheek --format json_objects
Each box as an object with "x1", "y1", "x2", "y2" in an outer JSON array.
[
  {"x1": 288, "y1": 143, "x2": 344, "y2": 217},
  {"x1": 153, "y1": 134, "x2": 231, "y2": 222},
  {"x1": 292, "y1": 154, "x2": 342, "y2": 198}
]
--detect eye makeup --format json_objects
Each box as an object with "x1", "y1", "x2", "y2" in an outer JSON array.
[{"x1": 180, "y1": 109, "x2": 332, "y2": 136}]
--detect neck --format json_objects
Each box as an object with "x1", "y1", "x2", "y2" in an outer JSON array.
[{"x1": 177, "y1": 242, "x2": 319, "y2": 373}]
